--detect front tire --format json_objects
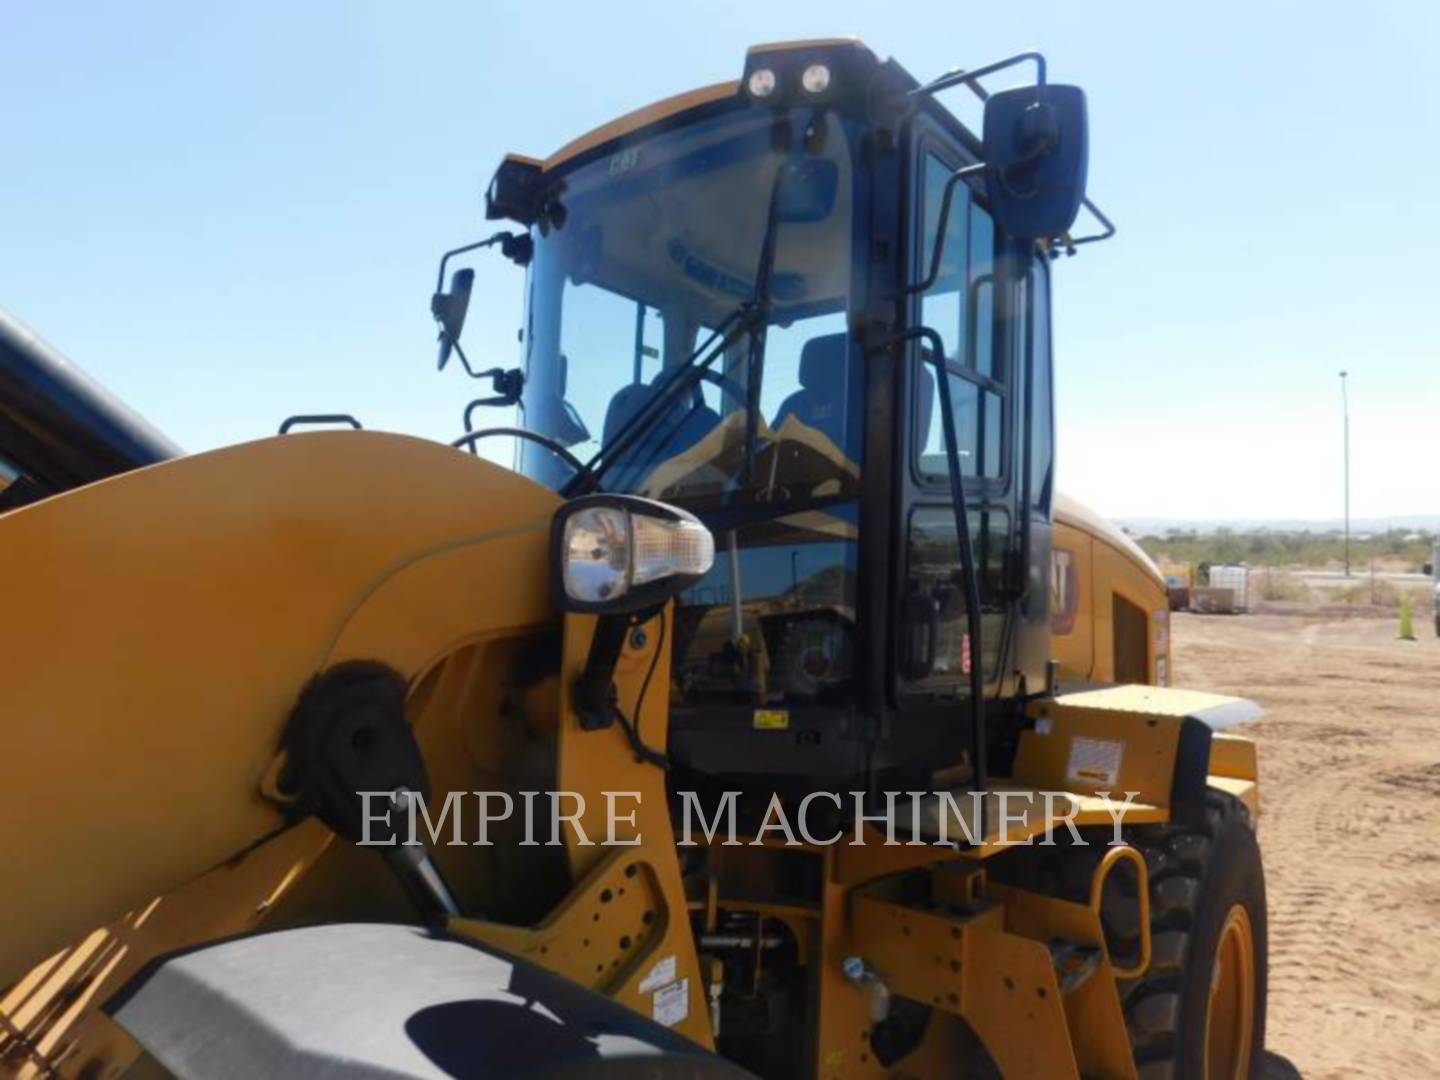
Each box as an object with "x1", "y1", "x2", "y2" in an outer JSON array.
[
  {"x1": 995, "y1": 791, "x2": 1267, "y2": 1078},
  {"x1": 1122, "y1": 792, "x2": 1268, "y2": 1079}
]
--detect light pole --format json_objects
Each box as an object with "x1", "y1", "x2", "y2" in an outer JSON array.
[{"x1": 1339, "y1": 370, "x2": 1350, "y2": 577}]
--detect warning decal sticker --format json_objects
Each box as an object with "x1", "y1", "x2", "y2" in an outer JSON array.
[
  {"x1": 652, "y1": 978, "x2": 689, "y2": 1027},
  {"x1": 1066, "y1": 736, "x2": 1123, "y2": 788},
  {"x1": 638, "y1": 954, "x2": 677, "y2": 994}
]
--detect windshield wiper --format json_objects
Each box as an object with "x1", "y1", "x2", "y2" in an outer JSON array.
[
  {"x1": 739, "y1": 160, "x2": 785, "y2": 488},
  {"x1": 563, "y1": 161, "x2": 792, "y2": 498}
]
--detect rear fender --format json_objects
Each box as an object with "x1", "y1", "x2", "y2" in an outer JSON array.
[{"x1": 1019, "y1": 684, "x2": 1263, "y2": 826}]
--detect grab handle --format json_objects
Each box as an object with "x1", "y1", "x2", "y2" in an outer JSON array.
[{"x1": 1090, "y1": 844, "x2": 1151, "y2": 980}]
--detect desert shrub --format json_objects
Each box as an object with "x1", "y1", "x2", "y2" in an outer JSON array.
[
  {"x1": 1137, "y1": 528, "x2": 1437, "y2": 570},
  {"x1": 1336, "y1": 579, "x2": 1401, "y2": 606},
  {"x1": 1255, "y1": 569, "x2": 1313, "y2": 602}
]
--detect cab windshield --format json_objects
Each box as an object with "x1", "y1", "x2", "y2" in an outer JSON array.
[
  {"x1": 518, "y1": 106, "x2": 860, "y2": 503},
  {"x1": 518, "y1": 105, "x2": 865, "y2": 709}
]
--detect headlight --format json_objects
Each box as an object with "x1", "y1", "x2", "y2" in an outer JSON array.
[
  {"x1": 562, "y1": 505, "x2": 631, "y2": 604},
  {"x1": 747, "y1": 67, "x2": 778, "y2": 99},
  {"x1": 553, "y1": 495, "x2": 714, "y2": 613},
  {"x1": 801, "y1": 63, "x2": 832, "y2": 94}
]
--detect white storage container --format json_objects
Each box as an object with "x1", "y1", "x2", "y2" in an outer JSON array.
[{"x1": 1207, "y1": 565, "x2": 1250, "y2": 611}]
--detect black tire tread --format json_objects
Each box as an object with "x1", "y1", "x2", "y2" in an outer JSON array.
[
  {"x1": 988, "y1": 789, "x2": 1264, "y2": 1078},
  {"x1": 1123, "y1": 793, "x2": 1238, "y2": 1067}
]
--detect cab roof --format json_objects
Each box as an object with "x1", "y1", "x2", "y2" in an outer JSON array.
[{"x1": 529, "y1": 39, "x2": 892, "y2": 174}]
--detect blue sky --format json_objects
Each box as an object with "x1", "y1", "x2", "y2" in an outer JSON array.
[{"x1": 2, "y1": 1, "x2": 1435, "y2": 521}]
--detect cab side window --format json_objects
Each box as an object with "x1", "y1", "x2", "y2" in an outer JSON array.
[
  {"x1": 1026, "y1": 260, "x2": 1054, "y2": 514},
  {"x1": 915, "y1": 153, "x2": 1005, "y2": 483}
]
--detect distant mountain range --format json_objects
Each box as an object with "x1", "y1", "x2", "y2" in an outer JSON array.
[{"x1": 1116, "y1": 515, "x2": 1440, "y2": 536}]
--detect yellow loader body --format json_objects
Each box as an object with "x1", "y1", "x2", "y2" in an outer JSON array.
[{"x1": 1, "y1": 431, "x2": 1260, "y2": 1078}]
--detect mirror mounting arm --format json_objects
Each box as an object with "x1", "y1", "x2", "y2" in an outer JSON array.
[
  {"x1": 908, "y1": 51, "x2": 1047, "y2": 103},
  {"x1": 433, "y1": 231, "x2": 531, "y2": 295},
  {"x1": 463, "y1": 370, "x2": 525, "y2": 415},
  {"x1": 438, "y1": 331, "x2": 468, "y2": 372},
  {"x1": 1054, "y1": 198, "x2": 1117, "y2": 256}
]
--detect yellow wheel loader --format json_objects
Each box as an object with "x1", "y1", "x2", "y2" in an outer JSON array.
[{"x1": 0, "y1": 39, "x2": 1266, "y2": 1080}]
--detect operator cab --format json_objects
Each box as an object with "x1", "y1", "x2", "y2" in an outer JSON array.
[{"x1": 439, "y1": 39, "x2": 1109, "y2": 794}]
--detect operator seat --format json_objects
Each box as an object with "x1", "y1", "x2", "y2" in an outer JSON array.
[
  {"x1": 600, "y1": 376, "x2": 719, "y2": 489},
  {"x1": 771, "y1": 333, "x2": 864, "y2": 463}
]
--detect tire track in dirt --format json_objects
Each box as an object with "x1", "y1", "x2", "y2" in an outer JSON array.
[{"x1": 1173, "y1": 613, "x2": 1440, "y2": 1080}]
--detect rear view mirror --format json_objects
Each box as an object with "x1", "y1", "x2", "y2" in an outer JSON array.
[
  {"x1": 982, "y1": 84, "x2": 1088, "y2": 239},
  {"x1": 431, "y1": 268, "x2": 474, "y2": 372},
  {"x1": 777, "y1": 159, "x2": 839, "y2": 223}
]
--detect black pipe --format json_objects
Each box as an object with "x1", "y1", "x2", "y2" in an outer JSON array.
[{"x1": 0, "y1": 308, "x2": 180, "y2": 504}]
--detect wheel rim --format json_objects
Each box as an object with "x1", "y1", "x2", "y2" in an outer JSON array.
[{"x1": 1204, "y1": 903, "x2": 1256, "y2": 1080}]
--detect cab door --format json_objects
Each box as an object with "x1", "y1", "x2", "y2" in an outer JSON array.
[{"x1": 888, "y1": 117, "x2": 1042, "y2": 765}]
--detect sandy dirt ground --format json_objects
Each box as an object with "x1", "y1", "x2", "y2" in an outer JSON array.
[{"x1": 1171, "y1": 611, "x2": 1440, "y2": 1079}]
